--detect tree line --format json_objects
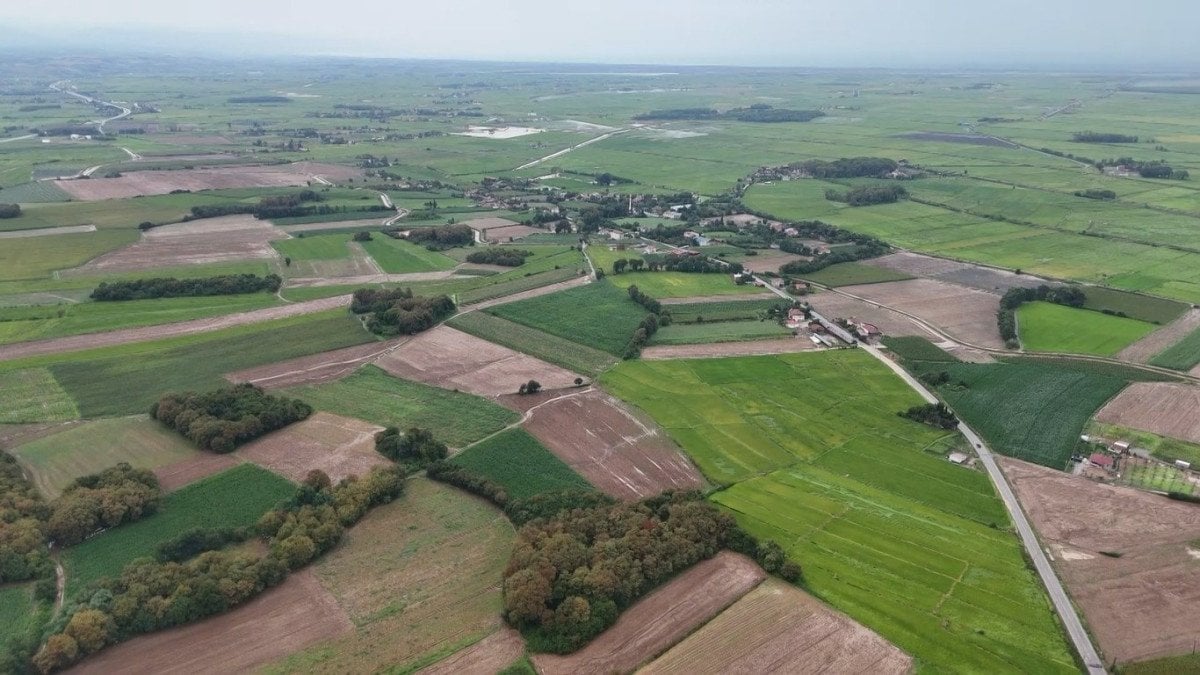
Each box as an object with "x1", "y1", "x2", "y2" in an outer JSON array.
[
  {"x1": 824, "y1": 184, "x2": 908, "y2": 206},
  {"x1": 466, "y1": 249, "x2": 532, "y2": 267},
  {"x1": 899, "y1": 402, "x2": 959, "y2": 430},
  {"x1": 1073, "y1": 131, "x2": 1138, "y2": 143},
  {"x1": 150, "y1": 384, "x2": 313, "y2": 453},
  {"x1": 997, "y1": 285, "x2": 1087, "y2": 347},
  {"x1": 349, "y1": 287, "x2": 456, "y2": 337},
  {"x1": 623, "y1": 284, "x2": 669, "y2": 359},
  {"x1": 32, "y1": 466, "x2": 405, "y2": 674},
  {"x1": 779, "y1": 239, "x2": 891, "y2": 277},
  {"x1": 0, "y1": 452, "x2": 53, "y2": 586},
  {"x1": 1073, "y1": 188, "x2": 1116, "y2": 200},
  {"x1": 793, "y1": 157, "x2": 898, "y2": 179},
  {"x1": 185, "y1": 191, "x2": 389, "y2": 222},
  {"x1": 395, "y1": 224, "x2": 474, "y2": 250},
  {"x1": 90, "y1": 274, "x2": 282, "y2": 301}
]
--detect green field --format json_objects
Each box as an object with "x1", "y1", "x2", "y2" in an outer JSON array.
[
  {"x1": 606, "y1": 271, "x2": 760, "y2": 298},
  {"x1": 586, "y1": 243, "x2": 644, "y2": 276},
  {"x1": 798, "y1": 262, "x2": 914, "y2": 287},
  {"x1": 1123, "y1": 652, "x2": 1200, "y2": 674},
  {"x1": 451, "y1": 428, "x2": 593, "y2": 500},
  {"x1": 446, "y1": 311, "x2": 615, "y2": 376},
  {"x1": 1080, "y1": 286, "x2": 1187, "y2": 325},
  {"x1": 0, "y1": 230, "x2": 138, "y2": 281},
  {"x1": 0, "y1": 367, "x2": 79, "y2": 423},
  {"x1": 359, "y1": 237, "x2": 457, "y2": 273},
  {"x1": 62, "y1": 463, "x2": 295, "y2": 597},
  {"x1": 1122, "y1": 460, "x2": 1195, "y2": 495},
  {"x1": 602, "y1": 351, "x2": 1074, "y2": 673},
  {"x1": 284, "y1": 365, "x2": 517, "y2": 447},
  {"x1": 648, "y1": 319, "x2": 792, "y2": 345},
  {"x1": 1016, "y1": 302, "x2": 1157, "y2": 356},
  {"x1": 1149, "y1": 325, "x2": 1200, "y2": 371},
  {"x1": 487, "y1": 280, "x2": 649, "y2": 355},
  {"x1": 273, "y1": 233, "x2": 353, "y2": 260},
  {"x1": 0, "y1": 583, "x2": 51, "y2": 657},
  {"x1": 663, "y1": 298, "x2": 780, "y2": 323},
  {"x1": 10, "y1": 415, "x2": 199, "y2": 498},
  {"x1": 0, "y1": 310, "x2": 376, "y2": 418},
  {"x1": 881, "y1": 336, "x2": 960, "y2": 362}
]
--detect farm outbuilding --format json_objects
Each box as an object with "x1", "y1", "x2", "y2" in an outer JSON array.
[{"x1": 1089, "y1": 453, "x2": 1115, "y2": 470}]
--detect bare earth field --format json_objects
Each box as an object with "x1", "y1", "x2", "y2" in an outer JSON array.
[
  {"x1": 68, "y1": 215, "x2": 285, "y2": 274},
  {"x1": 1001, "y1": 457, "x2": 1200, "y2": 665},
  {"x1": 806, "y1": 291, "x2": 928, "y2": 338},
  {"x1": 152, "y1": 454, "x2": 243, "y2": 492},
  {"x1": 519, "y1": 388, "x2": 704, "y2": 500},
  {"x1": 642, "y1": 578, "x2": 912, "y2": 674},
  {"x1": 532, "y1": 552, "x2": 765, "y2": 675},
  {"x1": 483, "y1": 225, "x2": 540, "y2": 241},
  {"x1": 54, "y1": 162, "x2": 360, "y2": 200},
  {"x1": 67, "y1": 570, "x2": 352, "y2": 675},
  {"x1": 739, "y1": 251, "x2": 806, "y2": 274},
  {"x1": 417, "y1": 628, "x2": 525, "y2": 675},
  {"x1": 641, "y1": 337, "x2": 816, "y2": 360},
  {"x1": 837, "y1": 278, "x2": 1004, "y2": 348},
  {"x1": 1117, "y1": 309, "x2": 1200, "y2": 363},
  {"x1": 866, "y1": 251, "x2": 1045, "y2": 293},
  {"x1": 1094, "y1": 382, "x2": 1200, "y2": 445},
  {"x1": 236, "y1": 412, "x2": 387, "y2": 483},
  {"x1": 375, "y1": 325, "x2": 581, "y2": 397},
  {"x1": 226, "y1": 340, "x2": 403, "y2": 389},
  {"x1": 462, "y1": 216, "x2": 521, "y2": 231},
  {"x1": 0, "y1": 294, "x2": 351, "y2": 363}
]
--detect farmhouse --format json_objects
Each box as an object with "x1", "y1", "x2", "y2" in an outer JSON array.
[
  {"x1": 1089, "y1": 453, "x2": 1115, "y2": 470},
  {"x1": 1110, "y1": 440, "x2": 1130, "y2": 454}
]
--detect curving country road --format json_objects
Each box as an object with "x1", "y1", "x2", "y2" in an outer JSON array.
[{"x1": 49, "y1": 80, "x2": 132, "y2": 134}]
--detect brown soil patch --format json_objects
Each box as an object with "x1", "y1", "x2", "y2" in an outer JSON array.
[
  {"x1": 643, "y1": 578, "x2": 912, "y2": 674},
  {"x1": 68, "y1": 215, "x2": 284, "y2": 274},
  {"x1": 376, "y1": 325, "x2": 581, "y2": 397},
  {"x1": 806, "y1": 291, "x2": 928, "y2": 338},
  {"x1": 532, "y1": 552, "x2": 765, "y2": 675},
  {"x1": 226, "y1": 340, "x2": 402, "y2": 389},
  {"x1": 739, "y1": 251, "x2": 807, "y2": 274},
  {"x1": 837, "y1": 279, "x2": 1004, "y2": 348},
  {"x1": 463, "y1": 276, "x2": 590, "y2": 310},
  {"x1": 279, "y1": 217, "x2": 388, "y2": 234},
  {"x1": 0, "y1": 295, "x2": 351, "y2": 363},
  {"x1": 54, "y1": 162, "x2": 361, "y2": 201},
  {"x1": 153, "y1": 454, "x2": 243, "y2": 492},
  {"x1": 520, "y1": 388, "x2": 704, "y2": 500},
  {"x1": 1094, "y1": 382, "x2": 1200, "y2": 445},
  {"x1": 0, "y1": 422, "x2": 81, "y2": 451},
  {"x1": 1001, "y1": 457, "x2": 1200, "y2": 664},
  {"x1": 642, "y1": 337, "x2": 817, "y2": 360},
  {"x1": 463, "y1": 217, "x2": 521, "y2": 231},
  {"x1": 1117, "y1": 309, "x2": 1200, "y2": 363},
  {"x1": 865, "y1": 251, "x2": 1046, "y2": 294},
  {"x1": 67, "y1": 569, "x2": 351, "y2": 675},
  {"x1": 236, "y1": 412, "x2": 388, "y2": 484},
  {"x1": 483, "y1": 225, "x2": 540, "y2": 241},
  {"x1": 417, "y1": 628, "x2": 525, "y2": 675}
]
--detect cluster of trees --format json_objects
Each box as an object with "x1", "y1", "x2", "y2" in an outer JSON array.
[
  {"x1": 502, "y1": 491, "x2": 799, "y2": 653},
  {"x1": 623, "y1": 285, "x2": 668, "y2": 359},
  {"x1": 794, "y1": 157, "x2": 898, "y2": 179},
  {"x1": 1073, "y1": 132, "x2": 1138, "y2": 143},
  {"x1": 351, "y1": 231, "x2": 373, "y2": 242},
  {"x1": 349, "y1": 287, "x2": 456, "y2": 336},
  {"x1": 997, "y1": 284, "x2": 1087, "y2": 346},
  {"x1": 660, "y1": 254, "x2": 738, "y2": 274},
  {"x1": 374, "y1": 427, "x2": 448, "y2": 469},
  {"x1": 90, "y1": 274, "x2": 282, "y2": 301},
  {"x1": 0, "y1": 203, "x2": 21, "y2": 219},
  {"x1": 33, "y1": 466, "x2": 405, "y2": 674},
  {"x1": 0, "y1": 452, "x2": 52, "y2": 584},
  {"x1": 150, "y1": 384, "x2": 313, "y2": 453},
  {"x1": 466, "y1": 248, "x2": 532, "y2": 266},
  {"x1": 1074, "y1": 188, "x2": 1117, "y2": 200},
  {"x1": 397, "y1": 224, "x2": 474, "y2": 250},
  {"x1": 517, "y1": 380, "x2": 542, "y2": 395},
  {"x1": 633, "y1": 105, "x2": 824, "y2": 123},
  {"x1": 1097, "y1": 157, "x2": 1189, "y2": 180},
  {"x1": 186, "y1": 191, "x2": 391, "y2": 222},
  {"x1": 609, "y1": 258, "x2": 645, "y2": 274},
  {"x1": 426, "y1": 461, "x2": 512, "y2": 507},
  {"x1": 899, "y1": 402, "x2": 959, "y2": 430},
  {"x1": 824, "y1": 185, "x2": 908, "y2": 206},
  {"x1": 47, "y1": 465, "x2": 161, "y2": 546},
  {"x1": 780, "y1": 240, "x2": 891, "y2": 277}
]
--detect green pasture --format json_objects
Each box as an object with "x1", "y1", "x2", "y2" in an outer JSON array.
[
  {"x1": 62, "y1": 464, "x2": 295, "y2": 598},
  {"x1": 451, "y1": 428, "x2": 593, "y2": 500},
  {"x1": 1080, "y1": 286, "x2": 1186, "y2": 325},
  {"x1": 1016, "y1": 302, "x2": 1156, "y2": 356},
  {"x1": 663, "y1": 298, "x2": 781, "y2": 323},
  {"x1": 606, "y1": 271, "x2": 760, "y2": 298},
  {"x1": 799, "y1": 262, "x2": 914, "y2": 287},
  {"x1": 648, "y1": 319, "x2": 791, "y2": 345},
  {"x1": 0, "y1": 230, "x2": 138, "y2": 281},
  {"x1": 0, "y1": 368, "x2": 79, "y2": 423},
  {"x1": 273, "y1": 233, "x2": 353, "y2": 261},
  {"x1": 446, "y1": 311, "x2": 614, "y2": 376},
  {"x1": 486, "y1": 280, "x2": 649, "y2": 355},
  {"x1": 283, "y1": 365, "x2": 517, "y2": 448},
  {"x1": 359, "y1": 237, "x2": 457, "y2": 273},
  {"x1": 1149, "y1": 325, "x2": 1200, "y2": 371}
]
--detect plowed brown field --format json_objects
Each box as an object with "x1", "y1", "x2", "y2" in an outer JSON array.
[
  {"x1": 417, "y1": 628, "x2": 525, "y2": 675},
  {"x1": 226, "y1": 340, "x2": 402, "y2": 389},
  {"x1": 68, "y1": 215, "x2": 284, "y2": 273},
  {"x1": 55, "y1": 162, "x2": 360, "y2": 200},
  {"x1": 151, "y1": 454, "x2": 242, "y2": 492},
  {"x1": 836, "y1": 279, "x2": 1004, "y2": 348},
  {"x1": 236, "y1": 412, "x2": 388, "y2": 483},
  {"x1": 1094, "y1": 382, "x2": 1200, "y2": 445},
  {"x1": 532, "y1": 552, "x2": 765, "y2": 675}
]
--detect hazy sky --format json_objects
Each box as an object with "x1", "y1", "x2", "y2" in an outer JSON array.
[{"x1": 5, "y1": 0, "x2": 1198, "y2": 67}]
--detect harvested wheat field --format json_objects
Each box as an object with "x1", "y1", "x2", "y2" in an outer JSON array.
[
  {"x1": 68, "y1": 215, "x2": 285, "y2": 273},
  {"x1": 1001, "y1": 457, "x2": 1200, "y2": 665},
  {"x1": 54, "y1": 163, "x2": 360, "y2": 200},
  {"x1": 266, "y1": 478, "x2": 515, "y2": 673},
  {"x1": 806, "y1": 291, "x2": 928, "y2": 338},
  {"x1": 866, "y1": 251, "x2": 1045, "y2": 293},
  {"x1": 532, "y1": 552, "x2": 765, "y2": 675},
  {"x1": 1095, "y1": 382, "x2": 1200, "y2": 445},
  {"x1": 236, "y1": 412, "x2": 388, "y2": 483},
  {"x1": 1117, "y1": 309, "x2": 1200, "y2": 363},
  {"x1": 837, "y1": 279, "x2": 1004, "y2": 348},
  {"x1": 641, "y1": 337, "x2": 816, "y2": 360},
  {"x1": 417, "y1": 628, "x2": 525, "y2": 675},
  {"x1": 226, "y1": 340, "x2": 402, "y2": 389},
  {"x1": 642, "y1": 577, "x2": 912, "y2": 674},
  {"x1": 739, "y1": 251, "x2": 807, "y2": 274},
  {"x1": 153, "y1": 454, "x2": 243, "y2": 492},
  {"x1": 483, "y1": 225, "x2": 540, "y2": 241},
  {"x1": 520, "y1": 388, "x2": 704, "y2": 500},
  {"x1": 67, "y1": 570, "x2": 352, "y2": 675},
  {"x1": 462, "y1": 216, "x2": 521, "y2": 231},
  {"x1": 376, "y1": 325, "x2": 581, "y2": 397}
]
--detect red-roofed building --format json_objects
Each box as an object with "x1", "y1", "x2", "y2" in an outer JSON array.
[{"x1": 1089, "y1": 453, "x2": 1114, "y2": 470}]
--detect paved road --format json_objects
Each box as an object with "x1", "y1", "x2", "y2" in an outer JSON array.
[
  {"x1": 514, "y1": 128, "x2": 630, "y2": 171},
  {"x1": 50, "y1": 80, "x2": 131, "y2": 134},
  {"x1": 0, "y1": 133, "x2": 36, "y2": 144},
  {"x1": 862, "y1": 344, "x2": 1107, "y2": 674}
]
